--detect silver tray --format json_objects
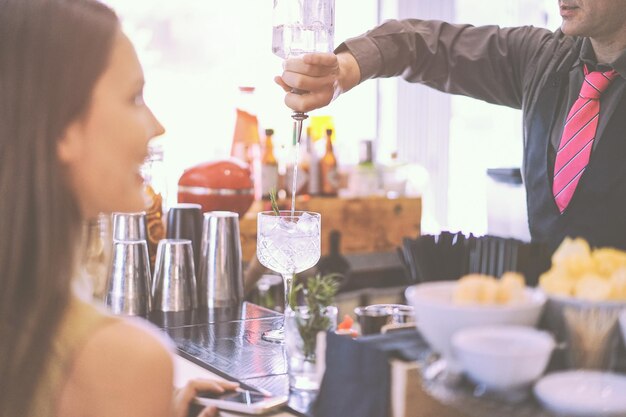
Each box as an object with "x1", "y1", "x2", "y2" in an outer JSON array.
[
  {"x1": 420, "y1": 364, "x2": 556, "y2": 417},
  {"x1": 417, "y1": 347, "x2": 626, "y2": 417}
]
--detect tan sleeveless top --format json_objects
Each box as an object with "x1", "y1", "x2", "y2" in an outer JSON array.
[{"x1": 30, "y1": 298, "x2": 118, "y2": 417}]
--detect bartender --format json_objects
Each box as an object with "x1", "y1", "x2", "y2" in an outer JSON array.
[{"x1": 275, "y1": 0, "x2": 626, "y2": 251}]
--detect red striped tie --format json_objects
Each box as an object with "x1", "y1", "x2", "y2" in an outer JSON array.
[{"x1": 553, "y1": 65, "x2": 618, "y2": 213}]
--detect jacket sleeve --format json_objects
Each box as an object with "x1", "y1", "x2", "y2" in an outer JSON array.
[{"x1": 339, "y1": 19, "x2": 553, "y2": 109}]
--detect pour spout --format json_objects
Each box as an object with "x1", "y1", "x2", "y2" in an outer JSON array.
[{"x1": 291, "y1": 111, "x2": 309, "y2": 145}]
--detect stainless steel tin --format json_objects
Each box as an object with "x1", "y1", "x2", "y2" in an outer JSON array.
[
  {"x1": 105, "y1": 240, "x2": 151, "y2": 316},
  {"x1": 151, "y1": 239, "x2": 198, "y2": 312},
  {"x1": 197, "y1": 211, "x2": 244, "y2": 308},
  {"x1": 111, "y1": 211, "x2": 147, "y2": 241},
  {"x1": 165, "y1": 203, "x2": 203, "y2": 269}
]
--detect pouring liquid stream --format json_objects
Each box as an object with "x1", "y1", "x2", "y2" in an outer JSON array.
[{"x1": 290, "y1": 117, "x2": 304, "y2": 216}]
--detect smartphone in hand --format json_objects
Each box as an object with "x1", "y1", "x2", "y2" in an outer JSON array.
[{"x1": 195, "y1": 387, "x2": 288, "y2": 415}]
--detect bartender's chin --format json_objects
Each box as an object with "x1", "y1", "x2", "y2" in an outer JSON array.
[
  {"x1": 560, "y1": 16, "x2": 588, "y2": 37},
  {"x1": 560, "y1": 21, "x2": 580, "y2": 37}
]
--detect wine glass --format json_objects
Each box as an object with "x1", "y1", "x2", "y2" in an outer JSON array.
[{"x1": 256, "y1": 211, "x2": 321, "y2": 342}]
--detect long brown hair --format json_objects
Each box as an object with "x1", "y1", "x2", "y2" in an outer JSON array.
[{"x1": 0, "y1": 1, "x2": 118, "y2": 415}]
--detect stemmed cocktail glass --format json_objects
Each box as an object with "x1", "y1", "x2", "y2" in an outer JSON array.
[{"x1": 256, "y1": 211, "x2": 321, "y2": 342}]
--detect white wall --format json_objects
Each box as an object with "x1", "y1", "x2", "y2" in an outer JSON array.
[{"x1": 104, "y1": 0, "x2": 379, "y2": 205}]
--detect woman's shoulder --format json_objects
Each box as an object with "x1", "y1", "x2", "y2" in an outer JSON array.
[
  {"x1": 83, "y1": 314, "x2": 174, "y2": 368},
  {"x1": 58, "y1": 303, "x2": 174, "y2": 417}
]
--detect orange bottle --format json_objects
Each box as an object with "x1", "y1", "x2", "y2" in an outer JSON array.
[
  {"x1": 231, "y1": 86, "x2": 262, "y2": 199},
  {"x1": 320, "y1": 128, "x2": 339, "y2": 196}
]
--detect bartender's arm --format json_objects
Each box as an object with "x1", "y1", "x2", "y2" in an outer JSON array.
[{"x1": 276, "y1": 19, "x2": 554, "y2": 112}]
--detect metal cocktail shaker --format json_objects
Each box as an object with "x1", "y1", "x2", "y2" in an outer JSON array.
[
  {"x1": 105, "y1": 240, "x2": 152, "y2": 316},
  {"x1": 111, "y1": 211, "x2": 147, "y2": 241},
  {"x1": 197, "y1": 211, "x2": 244, "y2": 308},
  {"x1": 151, "y1": 239, "x2": 198, "y2": 312},
  {"x1": 165, "y1": 203, "x2": 203, "y2": 271}
]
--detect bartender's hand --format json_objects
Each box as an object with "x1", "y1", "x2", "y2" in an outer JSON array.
[
  {"x1": 274, "y1": 51, "x2": 361, "y2": 113},
  {"x1": 172, "y1": 378, "x2": 239, "y2": 417}
]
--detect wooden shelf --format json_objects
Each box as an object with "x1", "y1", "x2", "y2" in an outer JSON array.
[{"x1": 239, "y1": 195, "x2": 421, "y2": 261}]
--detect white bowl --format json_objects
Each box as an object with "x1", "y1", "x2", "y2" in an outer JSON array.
[
  {"x1": 452, "y1": 325, "x2": 554, "y2": 391},
  {"x1": 534, "y1": 370, "x2": 626, "y2": 416},
  {"x1": 405, "y1": 281, "x2": 546, "y2": 362}
]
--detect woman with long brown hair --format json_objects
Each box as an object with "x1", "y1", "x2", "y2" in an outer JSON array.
[{"x1": 0, "y1": 1, "x2": 236, "y2": 416}]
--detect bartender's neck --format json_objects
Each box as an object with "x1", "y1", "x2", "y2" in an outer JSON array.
[{"x1": 590, "y1": 26, "x2": 626, "y2": 64}]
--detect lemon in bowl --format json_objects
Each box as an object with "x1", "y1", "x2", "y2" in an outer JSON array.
[{"x1": 405, "y1": 275, "x2": 546, "y2": 367}]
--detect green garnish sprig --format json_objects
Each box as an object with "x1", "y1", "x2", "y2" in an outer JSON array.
[{"x1": 269, "y1": 187, "x2": 280, "y2": 216}]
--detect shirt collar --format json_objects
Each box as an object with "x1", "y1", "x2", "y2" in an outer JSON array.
[{"x1": 577, "y1": 38, "x2": 626, "y2": 78}]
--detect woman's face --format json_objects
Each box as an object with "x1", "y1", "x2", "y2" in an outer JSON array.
[{"x1": 58, "y1": 30, "x2": 164, "y2": 218}]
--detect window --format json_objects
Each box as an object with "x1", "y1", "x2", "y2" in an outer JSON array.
[{"x1": 384, "y1": 0, "x2": 558, "y2": 238}]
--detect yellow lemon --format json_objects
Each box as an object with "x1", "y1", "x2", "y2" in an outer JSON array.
[{"x1": 574, "y1": 275, "x2": 611, "y2": 301}]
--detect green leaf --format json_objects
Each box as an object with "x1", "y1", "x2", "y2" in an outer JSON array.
[{"x1": 269, "y1": 188, "x2": 280, "y2": 216}]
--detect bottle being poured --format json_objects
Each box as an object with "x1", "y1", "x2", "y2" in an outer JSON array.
[{"x1": 272, "y1": 0, "x2": 335, "y2": 214}]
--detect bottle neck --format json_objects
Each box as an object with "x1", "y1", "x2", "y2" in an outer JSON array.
[
  {"x1": 359, "y1": 140, "x2": 373, "y2": 165},
  {"x1": 325, "y1": 135, "x2": 334, "y2": 153},
  {"x1": 305, "y1": 129, "x2": 314, "y2": 152},
  {"x1": 329, "y1": 231, "x2": 341, "y2": 254},
  {"x1": 263, "y1": 137, "x2": 277, "y2": 165},
  {"x1": 236, "y1": 87, "x2": 257, "y2": 115}
]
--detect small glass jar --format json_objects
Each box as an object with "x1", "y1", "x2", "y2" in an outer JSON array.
[
  {"x1": 80, "y1": 213, "x2": 112, "y2": 301},
  {"x1": 285, "y1": 305, "x2": 338, "y2": 391}
]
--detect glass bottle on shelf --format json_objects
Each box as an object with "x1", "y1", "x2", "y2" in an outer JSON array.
[
  {"x1": 141, "y1": 141, "x2": 167, "y2": 270},
  {"x1": 320, "y1": 128, "x2": 338, "y2": 196},
  {"x1": 231, "y1": 86, "x2": 262, "y2": 199},
  {"x1": 306, "y1": 126, "x2": 321, "y2": 196},
  {"x1": 317, "y1": 230, "x2": 350, "y2": 281},
  {"x1": 261, "y1": 128, "x2": 279, "y2": 200},
  {"x1": 284, "y1": 129, "x2": 310, "y2": 197},
  {"x1": 348, "y1": 139, "x2": 379, "y2": 197},
  {"x1": 80, "y1": 214, "x2": 112, "y2": 301},
  {"x1": 381, "y1": 151, "x2": 408, "y2": 197}
]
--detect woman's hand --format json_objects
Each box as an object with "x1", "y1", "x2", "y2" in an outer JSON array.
[
  {"x1": 274, "y1": 51, "x2": 361, "y2": 113},
  {"x1": 172, "y1": 378, "x2": 239, "y2": 417}
]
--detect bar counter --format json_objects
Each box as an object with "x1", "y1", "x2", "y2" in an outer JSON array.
[
  {"x1": 153, "y1": 303, "x2": 304, "y2": 416},
  {"x1": 163, "y1": 301, "x2": 624, "y2": 417},
  {"x1": 160, "y1": 303, "x2": 528, "y2": 417}
]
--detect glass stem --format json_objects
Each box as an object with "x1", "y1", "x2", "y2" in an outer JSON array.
[{"x1": 283, "y1": 273, "x2": 294, "y2": 313}]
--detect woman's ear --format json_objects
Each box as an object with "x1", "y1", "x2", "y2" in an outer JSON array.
[{"x1": 57, "y1": 121, "x2": 84, "y2": 164}]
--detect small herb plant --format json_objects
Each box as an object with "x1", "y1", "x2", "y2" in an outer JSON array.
[{"x1": 289, "y1": 273, "x2": 341, "y2": 359}]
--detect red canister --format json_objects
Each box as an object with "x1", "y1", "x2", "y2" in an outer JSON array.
[{"x1": 177, "y1": 159, "x2": 254, "y2": 217}]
